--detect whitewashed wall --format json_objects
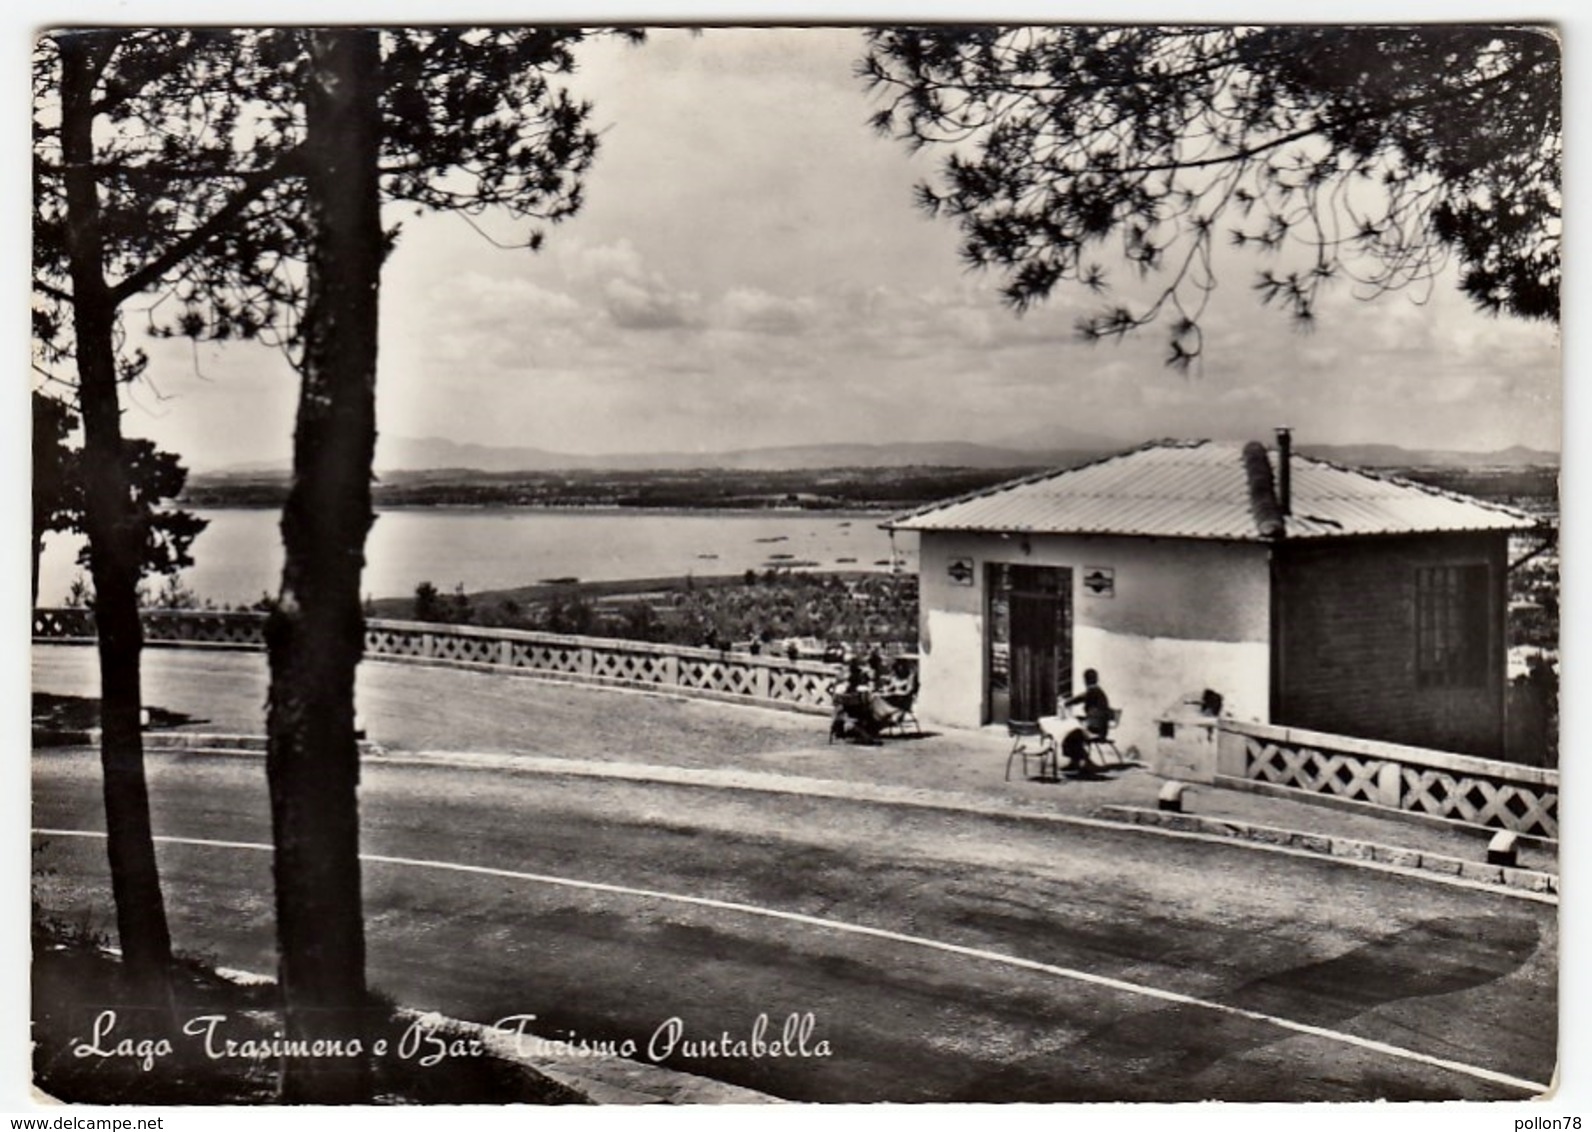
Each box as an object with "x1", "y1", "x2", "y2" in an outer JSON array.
[{"x1": 913, "y1": 530, "x2": 1273, "y2": 754}]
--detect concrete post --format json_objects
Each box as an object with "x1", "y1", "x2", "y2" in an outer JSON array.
[
  {"x1": 1487, "y1": 831, "x2": 1519, "y2": 867},
  {"x1": 1215, "y1": 727, "x2": 1248, "y2": 778},
  {"x1": 1377, "y1": 762, "x2": 1402, "y2": 808}
]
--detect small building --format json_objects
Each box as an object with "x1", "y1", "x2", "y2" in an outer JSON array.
[{"x1": 884, "y1": 437, "x2": 1538, "y2": 759}]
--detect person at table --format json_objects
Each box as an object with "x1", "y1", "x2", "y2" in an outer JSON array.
[
  {"x1": 861, "y1": 657, "x2": 916, "y2": 726},
  {"x1": 1061, "y1": 668, "x2": 1110, "y2": 773},
  {"x1": 843, "y1": 658, "x2": 872, "y2": 698},
  {"x1": 831, "y1": 659, "x2": 883, "y2": 745},
  {"x1": 876, "y1": 656, "x2": 917, "y2": 713}
]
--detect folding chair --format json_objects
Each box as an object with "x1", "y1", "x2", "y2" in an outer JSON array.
[
  {"x1": 1083, "y1": 708, "x2": 1126, "y2": 768},
  {"x1": 1004, "y1": 720, "x2": 1058, "y2": 782},
  {"x1": 879, "y1": 699, "x2": 922, "y2": 738},
  {"x1": 877, "y1": 668, "x2": 922, "y2": 738}
]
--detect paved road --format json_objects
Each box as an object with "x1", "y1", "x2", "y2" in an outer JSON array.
[
  {"x1": 33, "y1": 745, "x2": 1557, "y2": 1103},
  {"x1": 29, "y1": 644, "x2": 1564, "y2": 874},
  {"x1": 32, "y1": 644, "x2": 821, "y2": 768}
]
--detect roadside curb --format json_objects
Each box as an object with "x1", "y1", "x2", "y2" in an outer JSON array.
[
  {"x1": 374, "y1": 750, "x2": 1558, "y2": 903},
  {"x1": 141, "y1": 730, "x2": 387, "y2": 757},
  {"x1": 70, "y1": 739, "x2": 1558, "y2": 902},
  {"x1": 1095, "y1": 805, "x2": 1559, "y2": 896}
]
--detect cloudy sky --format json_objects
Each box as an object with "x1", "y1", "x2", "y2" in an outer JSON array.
[{"x1": 52, "y1": 25, "x2": 1566, "y2": 469}]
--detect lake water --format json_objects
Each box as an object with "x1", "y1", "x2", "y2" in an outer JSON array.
[{"x1": 35, "y1": 508, "x2": 920, "y2": 607}]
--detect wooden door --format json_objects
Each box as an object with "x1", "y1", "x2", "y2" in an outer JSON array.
[
  {"x1": 989, "y1": 564, "x2": 1072, "y2": 724},
  {"x1": 1010, "y1": 589, "x2": 1061, "y2": 720}
]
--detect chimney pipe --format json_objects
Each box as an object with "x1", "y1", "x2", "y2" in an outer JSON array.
[{"x1": 1275, "y1": 427, "x2": 1292, "y2": 516}]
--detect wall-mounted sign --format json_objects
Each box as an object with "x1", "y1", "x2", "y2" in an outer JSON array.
[
  {"x1": 1082, "y1": 567, "x2": 1115, "y2": 597},
  {"x1": 947, "y1": 557, "x2": 975, "y2": 586}
]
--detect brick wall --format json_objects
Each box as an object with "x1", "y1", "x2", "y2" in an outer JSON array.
[{"x1": 1272, "y1": 532, "x2": 1507, "y2": 757}]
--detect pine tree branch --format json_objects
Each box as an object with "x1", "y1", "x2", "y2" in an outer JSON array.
[{"x1": 108, "y1": 148, "x2": 306, "y2": 306}]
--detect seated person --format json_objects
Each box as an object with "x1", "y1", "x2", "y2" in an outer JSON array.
[
  {"x1": 832, "y1": 659, "x2": 883, "y2": 744},
  {"x1": 841, "y1": 658, "x2": 872, "y2": 700},
  {"x1": 833, "y1": 657, "x2": 917, "y2": 742},
  {"x1": 875, "y1": 657, "x2": 917, "y2": 713},
  {"x1": 1060, "y1": 668, "x2": 1110, "y2": 772}
]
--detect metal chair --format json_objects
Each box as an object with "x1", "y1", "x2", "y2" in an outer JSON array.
[
  {"x1": 1083, "y1": 708, "x2": 1126, "y2": 768},
  {"x1": 1004, "y1": 720, "x2": 1058, "y2": 781},
  {"x1": 879, "y1": 699, "x2": 921, "y2": 738},
  {"x1": 877, "y1": 668, "x2": 922, "y2": 738}
]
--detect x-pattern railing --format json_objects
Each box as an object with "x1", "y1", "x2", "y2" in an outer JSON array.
[
  {"x1": 1401, "y1": 767, "x2": 1557, "y2": 838},
  {"x1": 1249, "y1": 741, "x2": 1381, "y2": 803},
  {"x1": 34, "y1": 608, "x2": 836, "y2": 716},
  {"x1": 1223, "y1": 719, "x2": 1557, "y2": 840}
]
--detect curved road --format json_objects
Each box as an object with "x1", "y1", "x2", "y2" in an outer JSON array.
[{"x1": 32, "y1": 739, "x2": 1557, "y2": 1103}]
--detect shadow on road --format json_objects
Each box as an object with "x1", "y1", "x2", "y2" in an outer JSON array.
[
  {"x1": 1058, "y1": 913, "x2": 1546, "y2": 1100},
  {"x1": 32, "y1": 692, "x2": 208, "y2": 746}
]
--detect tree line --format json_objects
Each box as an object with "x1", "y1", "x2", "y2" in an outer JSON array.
[{"x1": 176, "y1": 464, "x2": 1054, "y2": 510}]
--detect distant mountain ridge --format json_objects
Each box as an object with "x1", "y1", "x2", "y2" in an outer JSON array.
[
  {"x1": 374, "y1": 436, "x2": 1083, "y2": 472},
  {"x1": 203, "y1": 434, "x2": 1559, "y2": 477},
  {"x1": 1297, "y1": 443, "x2": 1560, "y2": 468}
]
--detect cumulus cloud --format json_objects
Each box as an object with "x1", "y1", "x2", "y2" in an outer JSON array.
[
  {"x1": 604, "y1": 276, "x2": 701, "y2": 330},
  {"x1": 718, "y1": 287, "x2": 817, "y2": 336},
  {"x1": 534, "y1": 238, "x2": 707, "y2": 332},
  {"x1": 554, "y1": 238, "x2": 647, "y2": 286}
]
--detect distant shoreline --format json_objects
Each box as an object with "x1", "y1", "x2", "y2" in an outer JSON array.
[
  {"x1": 363, "y1": 568, "x2": 893, "y2": 614},
  {"x1": 178, "y1": 463, "x2": 1063, "y2": 513},
  {"x1": 174, "y1": 502, "x2": 900, "y2": 520}
]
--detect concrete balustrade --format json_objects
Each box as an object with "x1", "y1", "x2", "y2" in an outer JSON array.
[
  {"x1": 1214, "y1": 718, "x2": 1557, "y2": 841},
  {"x1": 32, "y1": 608, "x2": 839, "y2": 717}
]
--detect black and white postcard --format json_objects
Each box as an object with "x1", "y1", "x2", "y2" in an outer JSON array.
[{"x1": 21, "y1": 16, "x2": 1570, "y2": 1121}]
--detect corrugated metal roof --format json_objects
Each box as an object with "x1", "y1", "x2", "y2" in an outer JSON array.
[{"x1": 884, "y1": 439, "x2": 1539, "y2": 541}]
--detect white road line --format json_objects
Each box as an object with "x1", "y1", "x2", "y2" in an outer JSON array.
[
  {"x1": 371, "y1": 751, "x2": 1560, "y2": 906},
  {"x1": 53, "y1": 742, "x2": 1555, "y2": 905},
  {"x1": 34, "y1": 826, "x2": 1550, "y2": 1096}
]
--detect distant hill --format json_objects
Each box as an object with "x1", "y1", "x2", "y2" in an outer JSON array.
[
  {"x1": 1298, "y1": 443, "x2": 1560, "y2": 468},
  {"x1": 371, "y1": 436, "x2": 1093, "y2": 473},
  {"x1": 204, "y1": 434, "x2": 1558, "y2": 477},
  {"x1": 991, "y1": 423, "x2": 1125, "y2": 452}
]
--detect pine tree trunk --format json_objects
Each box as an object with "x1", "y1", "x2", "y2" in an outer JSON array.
[
  {"x1": 265, "y1": 28, "x2": 381, "y2": 1105},
  {"x1": 58, "y1": 31, "x2": 174, "y2": 994}
]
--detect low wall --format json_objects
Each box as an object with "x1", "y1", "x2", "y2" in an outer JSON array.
[
  {"x1": 32, "y1": 608, "x2": 838, "y2": 717},
  {"x1": 1216, "y1": 718, "x2": 1558, "y2": 841}
]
